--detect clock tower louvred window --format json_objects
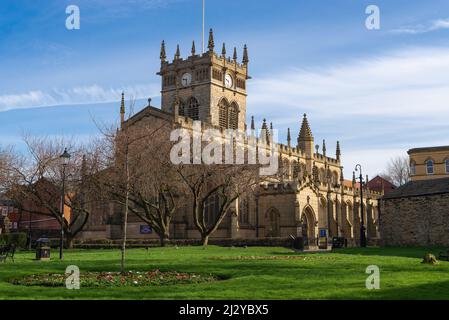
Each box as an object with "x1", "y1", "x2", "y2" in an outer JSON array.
[
  {"x1": 187, "y1": 97, "x2": 199, "y2": 120},
  {"x1": 229, "y1": 102, "x2": 239, "y2": 130},
  {"x1": 177, "y1": 100, "x2": 186, "y2": 116},
  {"x1": 218, "y1": 99, "x2": 239, "y2": 130},
  {"x1": 219, "y1": 100, "x2": 228, "y2": 129}
]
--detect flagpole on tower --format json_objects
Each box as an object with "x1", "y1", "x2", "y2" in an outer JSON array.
[{"x1": 202, "y1": 0, "x2": 205, "y2": 54}]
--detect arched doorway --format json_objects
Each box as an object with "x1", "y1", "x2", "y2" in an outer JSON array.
[
  {"x1": 301, "y1": 206, "x2": 316, "y2": 246},
  {"x1": 265, "y1": 208, "x2": 280, "y2": 237}
]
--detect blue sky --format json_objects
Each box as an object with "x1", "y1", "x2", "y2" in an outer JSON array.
[{"x1": 1, "y1": 0, "x2": 449, "y2": 178}]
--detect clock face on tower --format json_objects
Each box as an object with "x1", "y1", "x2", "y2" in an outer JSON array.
[
  {"x1": 181, "y1": 73, "x2": 192, "y2": 87},
  {"x1": 225, "y1": 73, "x2": 233, "y2": 88}
]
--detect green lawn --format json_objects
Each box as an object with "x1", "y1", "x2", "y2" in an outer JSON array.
[{"x1": 1, "y1": 246, "x2": 449, "y2": 299}]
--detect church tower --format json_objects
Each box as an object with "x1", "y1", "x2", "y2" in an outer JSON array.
[{"x1": 157, "y1": 29, "x2": 250, "y2": 130}]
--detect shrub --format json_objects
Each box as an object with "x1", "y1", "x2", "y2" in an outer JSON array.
[
  {"x1": 0, "y1": 232, "x2": 28, "y2": 248},
  {"x1": 422, "y1": 253, "x2": 438, "y2": 265}
]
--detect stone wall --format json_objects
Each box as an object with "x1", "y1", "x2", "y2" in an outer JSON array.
[{"x1": 381, "y1": 193, "x2": 449, "y2": 246}]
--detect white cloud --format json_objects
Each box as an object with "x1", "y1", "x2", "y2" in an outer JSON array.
[
  {"x1": 342, "y1": 148, "x2": 406, "y2": 181},
  {"x1": 0, "y1": 84, "x2": 159, "y2": 112},
  {"x1": 391, "y1": 18, "x2": 449, "y2": 34},
  {"x1": 248, "y1": 46, "x2": 449, "y2": 118},
  {"x1": 247, "y1": 46, "x2": 449, "y2": 178}
]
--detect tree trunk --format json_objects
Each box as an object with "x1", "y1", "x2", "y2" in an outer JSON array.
[
  {"x1": 159, "y1": 233, "x2": 169, "y2": 247},
  {"x1": 65, "y1": 235, "x2": 74, "y2": 249},
  {"x1": 202, "y1": 234, "x2": 209, "y2": 247}
]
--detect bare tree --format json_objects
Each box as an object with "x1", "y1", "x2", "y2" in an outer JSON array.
[
  {"x1": 381, "y1": 156, "x2": 411, "y2": 187},
  {"x1": 0, "y1": 146, "x2": 15, "y2": 195},
  {"x1": 124, "y1": 141, "x2": 182, "y2": 247},
  {"x1": 6, "y1": 136, "x2": 101, "y2": 248},
  {"x1": 95, "y1": 113, "x2": 182, "y2": 271},
  {"x1": 176, "y1": 163, "x2": 260, "y2": 246}
]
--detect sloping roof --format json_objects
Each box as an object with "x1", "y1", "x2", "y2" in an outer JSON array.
[
  {"x1": 342, "y1": 180, "x2": 360, "y2": 189},
  {"x1": 124, "y1": 103, "x2": 174, "y2": 127},
  {"x1": 382, "y1": 177, "x2": 449, "y2": 199},
  {"x1": 367, "y1": 175, "x2": 396, "y2": 194},
  {"x1": 408, "y1": 145, "x2": 449, "y2": 154}
]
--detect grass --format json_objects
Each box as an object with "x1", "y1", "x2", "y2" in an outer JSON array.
[{"x1": 1, "y1": 246, "x2": 449, "y2": 300}]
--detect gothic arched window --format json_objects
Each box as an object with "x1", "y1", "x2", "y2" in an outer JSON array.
[
  {"x1": 426, "y1": 159, "x2": 434, "y2": 175},
  {"x1": 332, "y1": 171, "x2": 339, "y2": 186},
  {"x1": 204, "y1": 193, "x2": 221, "y2": 226},
  {"x1": 218, "y1": 99, "x2": 239, "y2": 130},
  {"x1": 265, "y1": 208, "x2": 280, "y2": 237},
  {"x1": 445, "y1": 159, "x2": 449, "y2": 174},
  {"x1": 282, "y1": 159, "x2": 290, "y2": 180},
  {"x1": 177, "y1": 100, "x2": 186, "y2": 116},
  {"x1": 218, "y1": 99, "x2": 229, "y2": 129},
  {"x1": 239, "y1": 198, "x2": 249, "y2": 224},
  {"x1": 292, "y1": 161, "x2": 299, "y2": 179},
  {"x1": 229, "y1": 102, "x2": 239, "y2": 130},
  {"x1": 187, "y1": 97, "x2": 199, "y2": 120},
  {"x1": 319, "y1": 168, "x2": 326, "y2": 184}
]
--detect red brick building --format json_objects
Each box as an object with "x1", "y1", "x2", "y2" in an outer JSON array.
[
  {"x1": 1, "y1": 180, "x2": 71, "y2": 239},
  {"x1": 367, "y1": 176, "x2": 396, "y2": 195},
  {"x1": 0, "y1": 198, "x2": 20, "y2": 233}
]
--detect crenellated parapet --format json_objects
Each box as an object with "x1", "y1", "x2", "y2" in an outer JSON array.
[{"x1": 158, "y1": 29, "x2": 249, "y2": 96}]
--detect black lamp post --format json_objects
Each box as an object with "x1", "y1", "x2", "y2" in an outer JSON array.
[
  {"x1": 255, "y1": 190, "x2": 260, "y2": 238},
  {"x1": 28, "y1": 209, "x2": 32, "y2": 251},
  {"x1": 59, "y1": 148, "x2": 71, "y2": 259},
  {"x1": 355, "y1": 164, "x2": 367, "y2": 248}
]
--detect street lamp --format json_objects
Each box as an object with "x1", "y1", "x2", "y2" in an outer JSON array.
[
  {"x1": 355, "y1": 164, "x2": 367, "y2": 248},
  {"x1": 59, "y1": 148, "x2": 71, "y2": 259}
]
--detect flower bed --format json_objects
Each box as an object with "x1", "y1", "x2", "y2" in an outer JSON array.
[
  {"x1": 210, "y1": 255, "x2": 337, "y2": 261},
  {"x1": 11, "y1": 270, "x2": 217, "y2": 288}
]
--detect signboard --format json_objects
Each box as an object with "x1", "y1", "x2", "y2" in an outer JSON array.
[
  {"x1": 319, "y1": 229, "x2": 327, "y2": 238},
  {"x1": 140, "y1": 225, "x2": 152, "y2": 234}
]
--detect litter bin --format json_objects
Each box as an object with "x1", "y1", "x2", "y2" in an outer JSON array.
[
  {"x1": 332, "y1": 237, "x2": 346, "y2": 249},
  {"x1": 293, "y1": 237, "x2": 304, "y2": 250},
  {"x1": 36, "y1": 238, "x2": 51, "y2": 260},
  {"x1": 318, "y1": 237, "x2": 328, "y2": 249}
]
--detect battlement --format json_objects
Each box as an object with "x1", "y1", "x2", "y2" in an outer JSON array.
[
  {"x1": 158, "y1": 29, "x2": 250, "y2": 84},
  {"x1": 313, "y1": 153, "x2": 339, "y2": 164},
  {"x1": 260, "y1": 182, "x2": 296, "y2": 194},
  {"x1": 278, "y1": 143, "x2": 303, "y2": 157},
  {"x1": 159, "y1": 51, "x2": 247, "y2": 73}
]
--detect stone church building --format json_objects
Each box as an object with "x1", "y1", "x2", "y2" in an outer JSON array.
[{"x1": 80, "y1": 30, "x2": 380, "y2": 248}]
